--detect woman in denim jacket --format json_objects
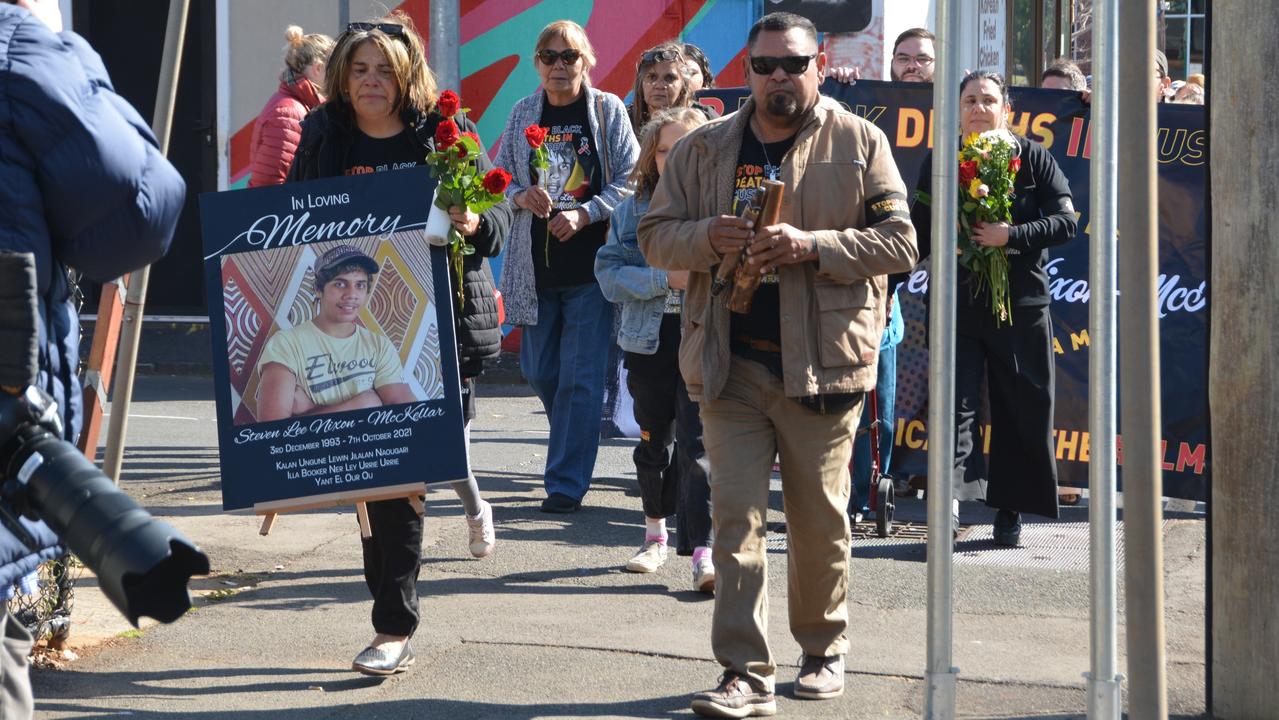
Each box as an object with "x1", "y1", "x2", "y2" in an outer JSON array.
[{"x1": 596, "y1": 108, "x2": 714, "y2": 593}]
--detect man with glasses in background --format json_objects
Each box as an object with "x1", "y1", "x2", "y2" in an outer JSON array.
[
  {"x1": 639, "y1": 12, "x2": 917, "y2": 717},
  {"x1": 890, "y1": 27, "x2": 936, "y2": 83}
]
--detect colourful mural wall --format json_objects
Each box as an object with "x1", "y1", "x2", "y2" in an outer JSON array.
[{"x1": 229, "y1": 0, "x2": 762, "y2": 188}]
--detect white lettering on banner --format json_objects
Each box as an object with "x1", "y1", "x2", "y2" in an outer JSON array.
[
  {"x1": 204, "y1": 211, "x2": 420, "y2": 260},
  {"x1": 902, "y1": 259, "x2": 1208, "y2": 318}
]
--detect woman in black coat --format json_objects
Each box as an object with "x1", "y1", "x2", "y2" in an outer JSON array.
[
  {"x1": 909, "y1": 71, "x2": 1077, "y2": 545},
  {"x1": 286, "y1": 13, "x2": 513, "y2": 674}
]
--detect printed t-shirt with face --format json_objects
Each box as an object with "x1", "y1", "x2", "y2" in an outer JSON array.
[
  {"x1": 530, "y1": 91, "x2": 606, "y2": 289},
  {"x1": 259, "y1": 320, "x2": 406, "y2": 409},
  {"x1": 728, "y1": 126, "x2": 796, "y2": 375},
  {"x1": 343, "y1": 128, "x2": 420, "y2": 176}
]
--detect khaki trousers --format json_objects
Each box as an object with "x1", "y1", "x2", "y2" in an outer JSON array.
[{"x1": 701, "y1": 356, "x2": 860, "y2": 690}]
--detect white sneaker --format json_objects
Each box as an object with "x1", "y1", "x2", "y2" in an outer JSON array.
[
  {"x1": 693, "y1": 556, "x2": 716, "y2": 594},
  {"x1": 466, "y1": 500, "x2": 495, "y2": 558},
  {"x1": 624, "y1": 539, "x2": 667, "y2": 573}
]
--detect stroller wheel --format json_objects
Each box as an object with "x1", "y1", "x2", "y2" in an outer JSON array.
[{"x1": 875, "y1": 475, "x2": 895, "y2": 538}]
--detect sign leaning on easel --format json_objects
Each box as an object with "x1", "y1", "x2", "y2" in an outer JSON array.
[{"x1": 199, "y1": 167, "x2": 468, "y2": 534}]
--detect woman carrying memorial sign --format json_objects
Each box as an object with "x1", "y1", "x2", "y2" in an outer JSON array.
[
  {"x1": 284, "y1": 12, "x2": 513, "y2": 675},
  {"x1": 909, "y1": 71, "x2": 1077, "y2": 546}
]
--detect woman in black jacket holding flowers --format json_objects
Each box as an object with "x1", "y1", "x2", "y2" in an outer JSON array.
[
  {"x1": 286, "y1": 12, "x2": 512, "y2": 674},
  {"x1": 909, "y1": 71, "x2": 1076, "y2": 545}
]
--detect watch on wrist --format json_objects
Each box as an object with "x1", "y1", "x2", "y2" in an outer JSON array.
[{"x1": 808, "y1": 232, "x2": 818, "y2": 257}]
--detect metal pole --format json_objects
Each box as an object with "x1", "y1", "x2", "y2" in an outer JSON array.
[
  {"x1": 1085, "y1": 1, "x2": 1122, "y2": 718},
  {"x1": 429, "y1": 0, "x2": 461, "y2": 91},
  {"x1": 1117, "y1": 0, "x2": 1168, "y2": 717},
  {"x1": 925, "y1": 0, "x2": 961, "y2": 716},
  {"x1": 101, "y1": 0, "x2": 188, "y2": 483}
]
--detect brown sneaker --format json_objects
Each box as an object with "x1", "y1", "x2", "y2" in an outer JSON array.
[
  {"x1": 794, "y1": 654, "x2": 844, "y2": 700},
  {"x1": 691, "y1": 672, "x2": 777, "y2": 718}
]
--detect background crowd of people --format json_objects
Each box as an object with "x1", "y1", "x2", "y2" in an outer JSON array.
[{"x1": 234, "y1": 9, "x2": 1199, "y2": 717}]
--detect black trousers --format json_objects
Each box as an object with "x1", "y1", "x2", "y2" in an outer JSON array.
[
  {"x1": 625, "y1": 365, "x2": 713, "y2": 554},
  {"x1": 952, "y1": 304, "x2": 1060, "y2": 519},
  {"x1": 361, "y1": 377, "x2": 477, "y2": 637}
]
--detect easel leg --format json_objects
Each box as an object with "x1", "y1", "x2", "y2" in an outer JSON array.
[
  {"x1": 356, "y1": 502, "x2": 372, "y2": 538},
  {"x1": 409, "y1": 495, "x2": 425, "y2": 516},
  {"x1": 259, "y1": 513, "x2": 278, "y2": 536}
]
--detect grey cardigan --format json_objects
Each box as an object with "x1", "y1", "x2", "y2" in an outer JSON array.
[{"x1": 494, "y1": 86, "x2": 639, "y2": 326}]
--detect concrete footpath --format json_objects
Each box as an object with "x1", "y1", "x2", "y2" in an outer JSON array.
[{"x1": 31, "y1": 375, "x2": 1207, "y2": 719}]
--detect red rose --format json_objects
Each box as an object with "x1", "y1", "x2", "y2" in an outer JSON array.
[
  {"x1": 1009, "y1": 156, "x2": 1021, "y2": 174},
  {"x1": 524, "y1": 124, "x2": 548, "y2": 149},
  {"x1": 959, "y1": 160, "x2": 978, "y2": 185},
  {"x1": 482, "y1": 167, "x2": 512, "y2": 195},
  {"x1": 434, "y1": 119, "x2": 460, "y2": 149},
  {"x1": 437, "y1": 90, "x2": 461, "y2": 118}
]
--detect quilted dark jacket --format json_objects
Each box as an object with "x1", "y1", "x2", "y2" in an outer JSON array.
[{"x1": 0, "y1": 6, "x2": 185, "y2": 586}]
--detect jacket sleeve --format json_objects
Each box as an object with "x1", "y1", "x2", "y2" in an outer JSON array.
[
  {"x1": 249, "y1": 106, "x2": 303, "y2": 187},
  {"x1": 812, "y1": 125, "x2": 918, "y2": 284},
  {"x1": 284, "y1": 111, "x2": 320, "y2": 184},
  {"x1": 459, "y1": 114, "x2": 513, "y2": 259},
  {"x1": 1006, "y1": 141, "x2": 1078, "y2": 253},
  {"x1": 9, "y1": 24, "x2": 185, "y2": 283},
  {"x1": 583, "y1": 92, "x2": 639, "y2": 224},
  {"x1": 494, "y1": 101, "x2": 530, "y2": 205},
  {"x1": 637, "y1": 132, "x2": 722, "y2": 272},
  {"x1": 594, "y1": 201, "x2": 669, "y2": 303}
]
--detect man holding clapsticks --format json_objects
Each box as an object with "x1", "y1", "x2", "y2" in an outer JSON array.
[{"x1": 639, "y1": 11, "x2": 917, "y2": 717}]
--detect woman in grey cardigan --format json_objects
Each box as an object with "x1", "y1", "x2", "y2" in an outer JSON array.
[{"x1": 495, "y1": 19, "x2": 639, "y2": 513}]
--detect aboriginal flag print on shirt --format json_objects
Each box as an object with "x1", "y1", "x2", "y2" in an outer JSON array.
[
  {"x1": 258, "y1": 321, "x2": 405, "y2": 408},
  {"x1": 531, "y1": 91, "x2": 606, "y2": 288}
]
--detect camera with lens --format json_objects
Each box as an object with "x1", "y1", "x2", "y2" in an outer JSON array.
[{"x1": 0, "y1": 252, "x2": 208, "y2": 626}]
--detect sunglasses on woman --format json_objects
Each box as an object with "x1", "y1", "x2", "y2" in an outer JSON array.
[
  {"x1": 536, "y1": 48, "x2": 582, "y2": 66},
  {"x1": 749, "y1": 54, "x2": 817, "y2": 75},
  {"x1": 641, "y1": 48, "x2": 681, "y2": 65},
  {"x1": 346, "y1": 22, "x2": 407, "y2": 37}
]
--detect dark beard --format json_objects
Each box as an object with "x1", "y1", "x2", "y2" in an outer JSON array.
[{"x1": 763, "y1": 91, "x2": 800, "y2": 124}]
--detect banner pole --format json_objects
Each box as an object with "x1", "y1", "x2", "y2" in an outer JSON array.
[
  {"x1": 1117, "y1": 0, "x2": 1168, "y2": 716},
  {"x1": 925, "y1": 0, "x2": 961, "y2": 716},
  {"x1": 101, "y1": 0, "x2": 189, "y2": 483},
  {"x1": 1085, "y1": 0, "x2": 1123, "y2": 718}
]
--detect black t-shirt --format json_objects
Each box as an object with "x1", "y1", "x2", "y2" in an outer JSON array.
[
  {"x1": 623, "y1": 312, "x2": 682, "y2": 377},
  {"x1": 531, "y1": 92, "x2": 607, "y2": 289},
  {"x1": 728, "y1": 126, "x2": 795, "y2": 372},
  {"x1": 343, "y1": 128, "x2": 420, "y2": 176}
]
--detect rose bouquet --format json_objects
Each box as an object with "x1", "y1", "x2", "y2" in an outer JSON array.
[
  {"x1": 523, "y1": 124, "x2": 552, "y2": 267},
  {"x1": 956, "y1": 129, "x2": 1020, "y2": 325},
  {"x1": 424, "y1": 90, "x2": 512, "y2": 311}
]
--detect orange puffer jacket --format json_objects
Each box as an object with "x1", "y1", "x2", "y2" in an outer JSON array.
[{"x1": 247, "y1": 73, "x2": 322, "y2": 187}]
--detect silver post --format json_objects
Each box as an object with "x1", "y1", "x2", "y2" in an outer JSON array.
[
  {"x1": 429, "y1": 0, "x2": 461, "y2": 91},
  {"x1": 925, "y1": 0, "x2": 961, "y2": 717},
  {"x1": 1085, "y1": 1, "x2": 1122, "y2": 718},
  {"x1": 101, "y1": 0, "x2": 188, "y2": 483},
  {"x1": 1117, "y1": 0, "x2": 1168, "y2": 717}
]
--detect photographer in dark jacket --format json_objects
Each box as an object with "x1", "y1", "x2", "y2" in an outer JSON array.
[
  {"x1": 0, "y1": 0, "x2": 185, "y2": 713},
  {"x1": 909, "y1": 71, "x2": 1076, "y2": 546},
  {"x1": 286, "y1": 13, "x2": 513, "y2": 675}
]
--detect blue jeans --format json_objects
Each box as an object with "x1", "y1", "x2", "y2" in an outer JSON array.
[
  {"x1": 852, "y1": 342, "x2": 897, "y2": 506},
  {"x1": 520, "y1": 283, "x2": 614, "y2": 501}
]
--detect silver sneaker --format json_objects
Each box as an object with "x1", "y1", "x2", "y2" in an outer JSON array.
[
  {"x1": 624, "y1": 539, "x2": 667, "y2": 573},
  {"x1": 466, "y1": 500, "x2": 495, "y2": 558},
  {"x1": 693, "y1": 556, "x2": 716, "y2": 594}
]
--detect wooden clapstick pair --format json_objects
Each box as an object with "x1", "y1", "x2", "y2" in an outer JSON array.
[{"x1": 710, "y1": 179, "x2": 786, "y2": 314}]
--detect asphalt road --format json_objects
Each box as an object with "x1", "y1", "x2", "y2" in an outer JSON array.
[{"x1": 30, "y1": 375, "x2": 1208, "y2": 719}]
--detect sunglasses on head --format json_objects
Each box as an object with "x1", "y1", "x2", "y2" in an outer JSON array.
[
  {"x1": 346, "y1": 22, "x2": 407, "y2": 37},
  {"x1": 641, "y1": 48, "x2": 681, "y2": 65},
  {"x1": 749, "y1": 54, "x2": 816, "y2": 76},
  {"x1": 536, "y1": 48, "x2": 582, "y2": 66}
]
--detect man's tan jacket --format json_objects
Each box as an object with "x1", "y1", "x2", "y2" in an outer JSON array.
[{"x1": 638, "y1": 95, "x2": 918, "y2": 403}]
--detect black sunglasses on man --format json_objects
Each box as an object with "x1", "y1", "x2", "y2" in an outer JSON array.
[{"x1": 749, "y1": 54, "x2": 817, "y2": 75}]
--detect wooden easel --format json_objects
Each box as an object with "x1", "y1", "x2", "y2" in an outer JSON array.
[{"x1": 255, "y1": 483, "x2": 428, "y2": 539}]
